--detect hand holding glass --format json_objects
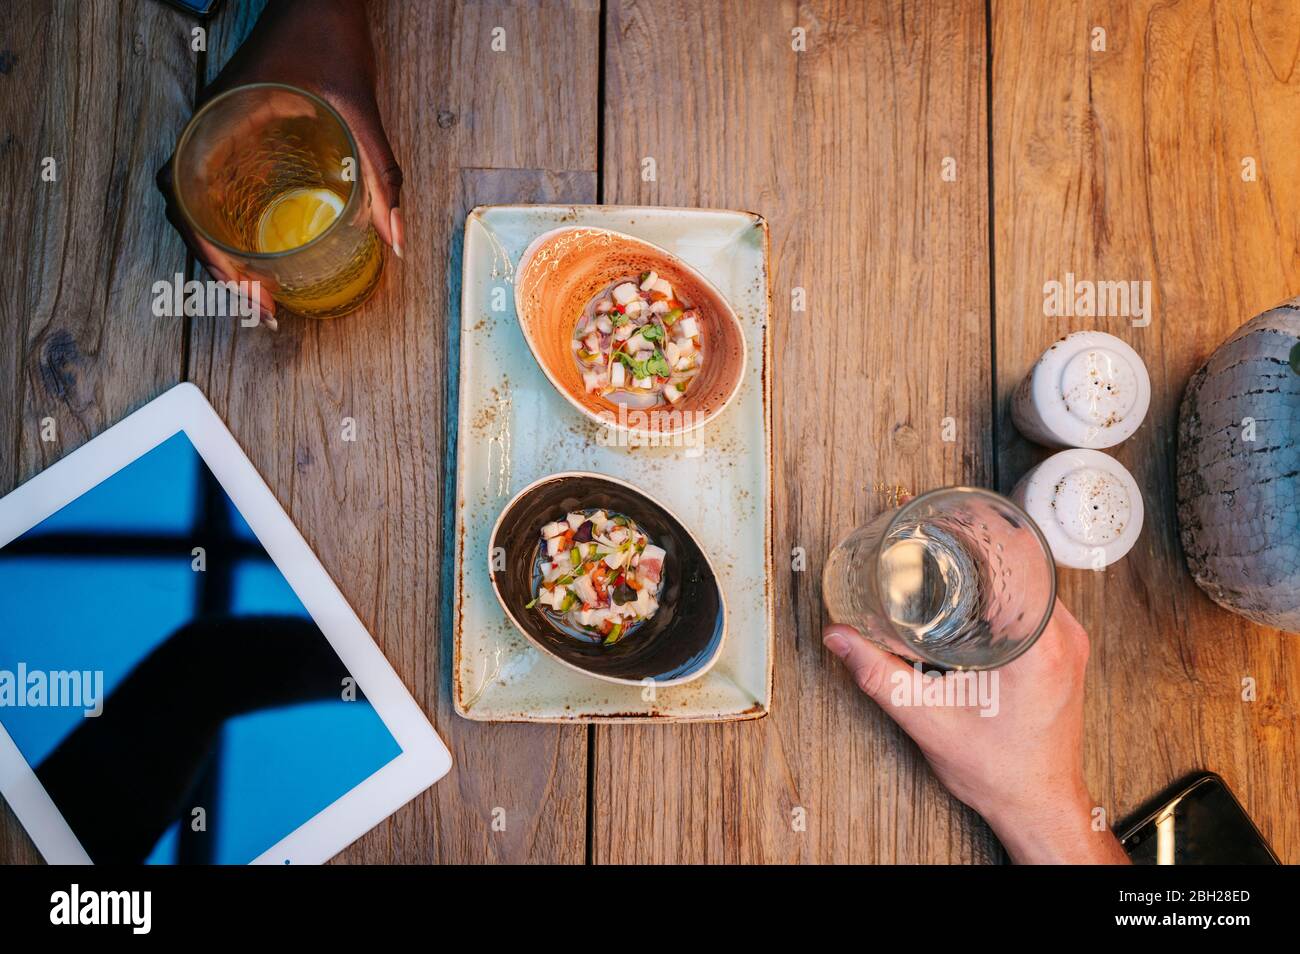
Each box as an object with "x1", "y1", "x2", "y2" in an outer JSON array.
[
  {"x1": 171, "y1": 83, "x2": 384, "y2": 319},
  {"x1": 823, "y1": 487, "x2": 1056, "y2": 669}
]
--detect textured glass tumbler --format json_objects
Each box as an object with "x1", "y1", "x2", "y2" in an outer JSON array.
[
  {"x1": 171, "y1": 83, "x2": 384, "y2": 318},
  {"x1": 822, "y1": 487, "x2": 1057, "y2": 669}
]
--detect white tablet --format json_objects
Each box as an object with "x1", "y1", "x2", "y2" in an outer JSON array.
[{"x1": 0, "y1": 383, "x2": 451, "y2": 864}]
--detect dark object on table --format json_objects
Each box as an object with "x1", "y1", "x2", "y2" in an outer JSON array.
[
  {"x1": 155, "y1": 0, "x2": 221, "y2": 18},
  {"x1": 1176, "y1": 299, "x2": 1300, "y2": 632},
  {"x1": 1119, "y1": 771, "x2": 1280, "y2": 865}
]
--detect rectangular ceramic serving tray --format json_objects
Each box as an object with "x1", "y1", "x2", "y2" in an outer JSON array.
[{"x1": 452, "y1": 205, "x2": 772, "y2": 722}]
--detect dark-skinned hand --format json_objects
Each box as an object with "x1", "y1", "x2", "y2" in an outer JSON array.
[{"x1": 156, "y1": 0, "x2": 402, "y2": 326}]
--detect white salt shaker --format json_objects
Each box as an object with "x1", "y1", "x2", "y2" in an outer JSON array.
[
  {"x1": 1010, "y1": 448, "x2": 1143, "y2": 570},
  {"x1": 1011, "y1": 331, "x2": 1151, "y2": 448}
]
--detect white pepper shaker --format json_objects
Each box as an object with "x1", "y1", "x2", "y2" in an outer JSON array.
[
  {"x1": 1010, "y1": 448, "x2": 1143, "y2": 570},
  {"x1": 1012, "y1": 331, "x2": 1151, "y2": 448}
]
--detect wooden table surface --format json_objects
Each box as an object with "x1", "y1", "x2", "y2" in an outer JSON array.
[{"x1": 1, "y1": 0, "x2": 1296, "y2": 864}]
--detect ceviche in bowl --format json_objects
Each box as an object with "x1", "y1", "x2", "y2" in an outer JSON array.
[
  {"x1": 489, "y1": 472, "x2": 726, "y2": 687},
  {"x1": 530, "y1": 508, "x2": 666, "y2": 645},
  {"x1": 514, "y1": 227, "x2": 746, "y2": 436},
  {"x1": 573, "y1": 272, "x2": 702, "y2": 408}
]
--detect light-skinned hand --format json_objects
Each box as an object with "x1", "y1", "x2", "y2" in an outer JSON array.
[{"x1": 823, "y1": 600, "x2": 1130, "y2": 864}]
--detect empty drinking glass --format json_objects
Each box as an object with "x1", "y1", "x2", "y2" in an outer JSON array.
[{"x1": 822, "y1": 487, "x2": 1056, "y2": 669}]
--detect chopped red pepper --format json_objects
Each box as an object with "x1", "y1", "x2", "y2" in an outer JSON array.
[{"x1": 590, "y1": 563, "x2": 609, "y2": 600}]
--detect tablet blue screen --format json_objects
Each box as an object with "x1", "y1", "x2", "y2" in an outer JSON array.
[{"x1": 0, "y1": 430, "x2": 402, "y2": 863}]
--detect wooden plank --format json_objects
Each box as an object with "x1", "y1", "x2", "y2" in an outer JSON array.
[
  {"x1": 992, "y1": 0, "x2": 1300, "y2": 861},
  {"x1": 188, "y1": 0, "x2": 598, "y2": 863},
  {"x1": 594, "y1": 0, "x2": 997, "y2": 863},
  {"x1": 0, "y1": 0, "x2": 194, "y2": 864}
]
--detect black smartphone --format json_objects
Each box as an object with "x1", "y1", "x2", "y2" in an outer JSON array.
[{"x1": 1118, "y1": 771, "x2": 1279, "y2": 865}]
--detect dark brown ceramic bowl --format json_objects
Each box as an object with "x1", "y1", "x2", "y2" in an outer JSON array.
[{"x1": 489, "y1": 472, "x2": 727, "y2": 686}]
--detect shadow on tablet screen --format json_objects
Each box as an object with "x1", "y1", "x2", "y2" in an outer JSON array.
[{"x1": 0, "y1": 431, "x2": 402, "y2": 864}]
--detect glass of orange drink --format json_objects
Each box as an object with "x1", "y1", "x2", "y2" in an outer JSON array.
[{"x1": 171, "y1": 83, "x2": 384, "y2": 319}]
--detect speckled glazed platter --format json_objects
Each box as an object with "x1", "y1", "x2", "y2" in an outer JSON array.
[{"x1": 453, "y1": 205, "x2": 772, "y2": 722}]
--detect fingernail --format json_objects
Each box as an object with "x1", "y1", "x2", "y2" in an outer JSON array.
[
  {"x1": 823, "y1": 633, "x2": 851, "y2": 658},
  {"x1": 261, "y1": 310, "x2": 278, "y2": 332},
  {"x1": 389, "y1": 207, "x2": 405, "y2": 259}
]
